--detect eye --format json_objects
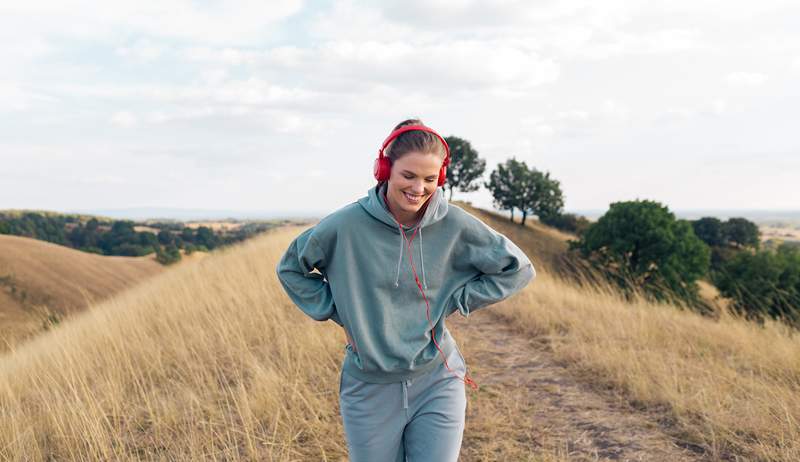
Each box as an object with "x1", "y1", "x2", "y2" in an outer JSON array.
[{"x1": 403, "y1": 174, "x2": 414, "y2": 179}]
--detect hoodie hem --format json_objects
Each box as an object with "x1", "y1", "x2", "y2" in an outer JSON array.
[{"x1": 341, "y1": 332, "x2": 457, "y2": 384}]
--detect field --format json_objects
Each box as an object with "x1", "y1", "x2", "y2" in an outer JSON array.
[{"x1": 0, "y1": 209, "x2": 798, "y2": 460}]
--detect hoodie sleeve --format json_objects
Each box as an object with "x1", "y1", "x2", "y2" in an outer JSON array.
[
  {"x1": 449, "y1": 223, "x2": 536, "y2": 318},
  {"x1": 276, "y1": 227, "x2": 343, "y2": 326}
]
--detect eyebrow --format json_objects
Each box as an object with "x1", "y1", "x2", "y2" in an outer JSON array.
[{"x1": 401, "y1": 170, "x2": 438, "y2": 179}]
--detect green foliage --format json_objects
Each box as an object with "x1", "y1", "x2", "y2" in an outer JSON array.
[
  {"x1": 570, "y1": 200, "x2": 711, "y2": 305},
  {"x1": 723, "y1": 217, "x2": 760, "y2": 249},
  {"x1": 156, "y1": 244, "x2": 182, "y2": 265},
  {"x1": 692, "y1": 216, "x2": 760, "y2": 250},
  {"x1": 443, "y1": 136, "x2": 486, "y2": 200},
  {"x1": 540, "y1": 213, "x2": 591, "y2": 236},
  {"x1": 692, "y1": 217, "x2": 725, "y2": 247},
  {"x1": 485, "y1": 158, "x2": 565, "y2": 226},
  {"x1": 713, "y1": 244, "x2": 800, "y2": 326}
]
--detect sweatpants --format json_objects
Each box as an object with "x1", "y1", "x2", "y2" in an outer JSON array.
[{"x1": 338, "y1": 345, "x2": 468, "y2": 462}]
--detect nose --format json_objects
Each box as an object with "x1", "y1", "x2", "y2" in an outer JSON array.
[{"x1": 410, "y1": 179, "x2": 425, "y2": 194}]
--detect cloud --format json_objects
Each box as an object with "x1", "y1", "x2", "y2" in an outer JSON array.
[
  {"x1": 725, "y1": 72, "x2": 769, "y2": 86},
  {"x1": 110, "y1": 111, "x2": 138, "y2": 128},
  {"x1": 0, "y1": 1, "x2": 306, "y2": 45},
  {"x1": 115, "y1": 39, "x2": 167, "y2": 61}
]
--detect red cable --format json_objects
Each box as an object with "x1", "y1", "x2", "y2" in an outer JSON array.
[{"x1": 386, "y1": 209, "x2": 479, "y2": 391}]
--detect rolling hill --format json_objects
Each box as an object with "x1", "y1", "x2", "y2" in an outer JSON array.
[{"x1": 0, "y1": 234, "x2": 164, "y2": 350}]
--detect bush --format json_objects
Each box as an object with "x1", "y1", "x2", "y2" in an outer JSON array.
[
  {"x1": 713, "y1": 244, "x2": 800, "y2": 326},
  {"x1": 540, "y1": 213, "x2": 591, "y2": 236},
  {"x1": 570, "y1": 200, "x2": 710, "y2": 305}
]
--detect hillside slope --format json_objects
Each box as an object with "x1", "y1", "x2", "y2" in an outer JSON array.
[{"x1": 0, "y1": 234, "x2": 163, "y2": 349}]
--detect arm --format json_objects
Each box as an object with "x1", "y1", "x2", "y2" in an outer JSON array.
[
  {"x1": 449, "y1": 225, "x2": 536, "y2": 318},
  {"x1": 275, "y1": 227, "x2": 343, "y2": 326}
]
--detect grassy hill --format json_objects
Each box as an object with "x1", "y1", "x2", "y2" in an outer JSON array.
[
  {"x1": 0, "y1": 210, "x2": 797, "y2": 460},
  {"x1": 0, "y1": 234, "x2": 164, "y2": 350}
]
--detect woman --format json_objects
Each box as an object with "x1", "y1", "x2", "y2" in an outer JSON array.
[{"x1": 276, "y1": 118, "x2": 535, "y2": 461}]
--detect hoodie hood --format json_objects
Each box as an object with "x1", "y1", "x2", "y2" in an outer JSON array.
[
  {"x1": 357, "y1": 182, "x2": 449, "y2": 233},
  {"x1": 357, "y1": 182, "x2": 449, "y2": 289}
]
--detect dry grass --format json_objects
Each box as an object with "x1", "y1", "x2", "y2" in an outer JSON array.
[
  {"x1": 0, "y1": 225, "x2": 349, "y2": 461},
  {"x1": 0, "y1": 235, "x2": 163, "y2": 351},
  {"x1": 496, "y1": 270, "x2": 800, "y2": 461}
]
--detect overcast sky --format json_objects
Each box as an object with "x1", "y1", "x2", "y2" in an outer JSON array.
[{"x1": 1, "y1": 0, "x2": 798, "y2": 218}]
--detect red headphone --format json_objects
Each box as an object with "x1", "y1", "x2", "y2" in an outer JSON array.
[{"x1": 374, "y1": 124, "x2": 451, "y2": 187}]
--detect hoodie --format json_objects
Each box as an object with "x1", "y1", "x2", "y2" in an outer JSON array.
[{"x1": 276, "y1": 183, "x2": 536, "y2": 383}]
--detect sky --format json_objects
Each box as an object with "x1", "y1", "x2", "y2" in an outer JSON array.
[{"x1": 1, "y1": 0, "x2": 798, "y2": 218}]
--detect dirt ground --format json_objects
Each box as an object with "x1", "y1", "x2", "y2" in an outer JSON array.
[{"x1": 448, "y1": 309, "x2": 710, "y2": 461}]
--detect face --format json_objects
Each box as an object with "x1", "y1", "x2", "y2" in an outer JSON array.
[{"x1": 386, "y1": 150, "x2": 444, "y2": 222}]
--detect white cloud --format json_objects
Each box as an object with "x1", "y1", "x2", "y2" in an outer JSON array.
[
  {"x1": 0, "y1": 1, "x2": 306, "y2": 45},
  {"x1": 725, "y1": 72, "x2": 769, "y2": 86},
  {"x1": 110, "y1": 111, "x2": 138, "y2": 128},
  {"x1": 115, "y1": 39, "x2": 167, "y2": 61}
]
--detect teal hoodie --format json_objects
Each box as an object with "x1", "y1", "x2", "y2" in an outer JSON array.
[{"x1": 276, "y1": 183, "x2": 535, "y2": 383}]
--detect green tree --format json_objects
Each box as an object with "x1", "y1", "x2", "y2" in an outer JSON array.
[
  {"x1": 714, "y1": 244, "x2": 800, "y2": 326},
  {"x1": 522, "y1": 169, "x2": 564, "y2": 225},
  {"x1": 571, "y1": 200, "x2": 711, "y2": 304},
  {"x1": 692, "y1": 217, "x2": 725, "y2": 247},
  {"x1": 722, "y1": 217, "x2": 760, "y2": 249},
  {"x1": 443, "y1": 136, "x2": 486, "y2": 201},
  {"x1": 485, "y1": 158, "x2": 527, "y2": 222}
]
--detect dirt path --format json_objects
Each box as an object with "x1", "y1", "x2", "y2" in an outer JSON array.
[{"x1": 447, "y1": 309, "x2": 709, "y2": 462}]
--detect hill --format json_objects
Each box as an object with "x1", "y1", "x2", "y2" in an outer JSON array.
[
  {"x1": 0, "y1": 234, "x2": 164, "y2": 350},
  {"x1": 0, "y1": 211, "x2": 797, "y2": 460}
]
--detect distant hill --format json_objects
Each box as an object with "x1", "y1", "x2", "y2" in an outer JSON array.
[{"x1": 0, "y1": 234, "x2": 164, "y2": 350}]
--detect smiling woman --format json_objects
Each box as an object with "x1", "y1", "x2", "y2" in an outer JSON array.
[
  {"x1": 381, "y1": 120, "x2": 448, "y2": 227},
  {"x1": 276, "y1": 117, "x2": 535, "y2": 461}
]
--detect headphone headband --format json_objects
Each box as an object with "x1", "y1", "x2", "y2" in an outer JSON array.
[{"x1": 378, "y1": 124, "x2": 451, "y2": 167}]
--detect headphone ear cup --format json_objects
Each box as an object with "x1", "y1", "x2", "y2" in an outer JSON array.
[
  {"x1": 438, "y1": 165, "x2": 447, "y2": 187},
  {"x1": 374, "y1": 156, "x2": 392, "y2": 182}
]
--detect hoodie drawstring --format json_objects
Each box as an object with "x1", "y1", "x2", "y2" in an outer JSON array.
[
  {"x1": 419, "y1": 228, "x2": 427, "y2": 289},
  {"x1": 394, "y1": 231, "x2": 404, "y2": 288},
  {"x1": 393, "y1": 224, "x2": 427, "y2": 289}
]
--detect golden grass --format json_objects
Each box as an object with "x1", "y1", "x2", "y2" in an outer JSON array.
[
  {"x1": 0, "y1": 235, "x2": 163, "y2": 351},
  {"x1": 0, "y1": 225, "x2": 349, "y2": 460},
  {"x1": 497, "y1": 269, "x2": 800, "y2": 461}
]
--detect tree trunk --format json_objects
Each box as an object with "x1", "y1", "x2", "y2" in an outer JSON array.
[
  {"x1": 521, "y1": 211, "x2": 527, "y2": 226},
  {"x1": 448, "y1": 186, "x2": 453, "y2": 201},
  {"x1": 510, "y1": 208, "x2": 515, "y2": 222}
]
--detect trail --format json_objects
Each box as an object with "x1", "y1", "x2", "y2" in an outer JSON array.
[{"x1": 447, "y1": 309, "x2": 709, "y2": 462}]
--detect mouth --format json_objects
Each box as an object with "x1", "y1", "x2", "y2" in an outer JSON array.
[{"x1": 403, "y1": 191, "x2": 426, "y2": 205}]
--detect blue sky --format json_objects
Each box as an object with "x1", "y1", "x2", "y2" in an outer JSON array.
[{"x1": 1, "y1": 0, "x2": 798, "y2": 217}]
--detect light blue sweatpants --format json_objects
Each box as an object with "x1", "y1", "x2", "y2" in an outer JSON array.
[{"x1": 338, "y1": 346, "x2": 468, "y2": 462}]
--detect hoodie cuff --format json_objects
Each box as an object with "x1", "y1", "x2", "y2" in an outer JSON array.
[{"x1": 450, "y1": 285, "x2": 470, "y2": 318}]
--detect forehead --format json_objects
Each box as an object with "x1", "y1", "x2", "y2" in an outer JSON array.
[{"x1": 393, "y1": 151, "x2": 443, "y2": 174}]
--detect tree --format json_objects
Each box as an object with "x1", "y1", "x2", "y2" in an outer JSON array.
[
  {"x1": 692, "y1": 217, "x2": 725, "y2": 247},
  {"x1": 571, "y1": 200, "x2": 711, "y2": 304},
  {"x1": 713, "y1": 243, "x2": 800, "y2": 326},
  {"x1": 485, "y1": 158, "x2": 565, "y2": 226},
  {"x1": 522, "y1": 169, "x2": 564, "y2": 225},
  {"x1": 485, "y1": 158, "x2": 527, "y2": 222},
  {"x1": 722, "y1": 217, "x2": 760, "y2": 249},
  {"x1": 443, "y1": 136, "x2": 486, "y2": 200}
]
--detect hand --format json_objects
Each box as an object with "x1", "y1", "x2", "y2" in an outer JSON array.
[{"x1": 344, "y1": 329, "x2": 357, "y2": 352}]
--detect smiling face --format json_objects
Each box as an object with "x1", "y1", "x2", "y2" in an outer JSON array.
[{"x1": 384, "y1": 150, "x2": 444, "y2": 227}]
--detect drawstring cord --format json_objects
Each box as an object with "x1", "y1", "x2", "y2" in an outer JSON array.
[{"x1": 388, "y1": 216, "x2": 479, "y2": 391}]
